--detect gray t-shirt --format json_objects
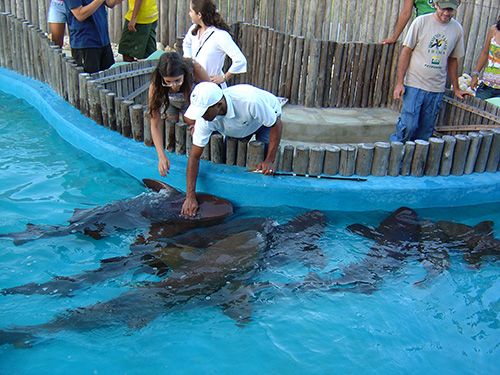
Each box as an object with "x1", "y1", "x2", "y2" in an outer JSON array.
[{"x1": 404, "y1": 14, "x2": 464, "y2": 93}]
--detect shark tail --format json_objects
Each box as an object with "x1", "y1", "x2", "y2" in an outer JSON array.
[{"x1": 0, "y1": 224, "x2": 68, "y2": 245}]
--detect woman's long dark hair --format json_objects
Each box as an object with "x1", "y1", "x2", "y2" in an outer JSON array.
[
  {"x1": 149, "y1": 52, "x2": 194, "y2": 116},
  {"x1": 190, "y1": 0, "x2": 231, "y2": 35},
  {"x1": 496, "y1": 15, "x2": 500, "y2": 31}
]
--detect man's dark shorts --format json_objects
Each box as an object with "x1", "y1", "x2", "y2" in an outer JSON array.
[
  {"x1": 118, "y1": 21, "x2": 157, "y2": 59},
  {"x1": 72, "y1": 44, "x2": 114, "y2": 73}
]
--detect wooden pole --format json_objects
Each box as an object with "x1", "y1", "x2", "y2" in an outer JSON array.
[
  {"x1": 371, "y1": 142, "x2": 391, "y2": 176},
  {"x1": 401, "y1": 141, "x2": 415, "y2": 176},
  {"x1": 410, "y1": 140, "x2": 429, "y2": 177},
  {"x1": 439, "y1": 135, "x2": 456, "y2": 176},
  {"x1": 175, "y1": 122, "x2": 187, "y2": 155},
  {"x1": 424, "y1": 137, "x2": 445, "y2": 176},
  {"x1": 246, "y1": 140, "x2": 265, "y2": 170},
  {"x1": 130, "y1": 104, "x2": 144, "y2": 142},
  {"x1": 486, "y1": 129, "x2": 500, "y2": 172},
  {"x1": 464, "y1": 132, "x2": 482, "y2": 175},
  {"x1": 355, "y1": 143, "x2": 374, "y2": 176},
  {"x1": 236, "y1": 139, "x2": 248, "y2": 167},
  {"x1": 451, "y1": 134, "x2": 470, "y2": 176},
  {"x1": 226, "y1": 137, "x2": 238, "y2": 166},
  {"x1": 280, "y1": 144, "x2": 294, "y2": 172},
  {"x1": 106, "y1": 92, "x2": 117, "y2": 131},
  {"x1": 292, "y1": 145, "x2": 309, "y2": 175},
  {"x1": 339, "y1": 145, "x2": 356, "y2": 176},
  {"x1": 308, "y1": 146, "x2": 325, "y2": 176},
  {"x1": 210, "y1": 133, "x2": 225, "y2": 163},
  {"x1": 474, "y1": 130, "x2": 493, "y2": 173},
  {"x1": 388, "y1": 141, "x2": 404, "y2": 177},
  {"x1": 99, "y1": 88, "x2": 111, "y2": 127},
  {"x1": 143, "y1": 108, "x2": 153, "y2": 147},
  {"x1": 323, "y1": 145, "x2": 340, "y2": 175}
]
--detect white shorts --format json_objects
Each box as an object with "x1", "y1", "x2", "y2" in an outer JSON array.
[{"x1": 47, "y1": 0, "x2": 67, "y2": 23}]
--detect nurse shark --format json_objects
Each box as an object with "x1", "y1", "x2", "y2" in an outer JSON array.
[
  {"x1": 0, "y1": 210, "x2": 327, "y2": 348},
  {"x1": 293, "y1": 207, "x2": 499, "y2": 294},
  {"x1": 0, "y1": 179, "x2": 233, "y2": 245}
]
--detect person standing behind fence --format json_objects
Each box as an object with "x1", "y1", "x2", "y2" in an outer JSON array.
[
  {"x1": 148, "y1": 52, "x2": 210, "y2": 176},
  {"x1": 382, "y1": 0, "x2": 435, "y2": 44},
  {"x1": 63, "y1": 0, "x2": 123, "y2": 73},
  {"x1": 390, "y1": 0, "x2": 470, "y2": 143},
  {"x1": 118, "y1": 0, "x2": 158, "y2": 62},
  {"x1": 470, "y1": 16, "x2": 500, "y2": 100},
  {"x1": 48, "y1": 0, "x2": 67, "y2": 48},
  {"x1": 183, "y1": 0, "x2": 246, "y2": 88}
]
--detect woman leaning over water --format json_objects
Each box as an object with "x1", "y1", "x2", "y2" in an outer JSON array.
[
  {"x1": 183, "y1": 0, "x2": 247, "y2": 88},
  {"x1": 148, "y1": 52, "x2": 210, "y2": 176}
]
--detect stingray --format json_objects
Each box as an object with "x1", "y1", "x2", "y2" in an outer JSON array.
[
  {"x1": 0, "y1": 179, "x2": 233, "y2": 245},
  {"x1": 0, "y1": 210, "x2": 327, "y2": 348}
]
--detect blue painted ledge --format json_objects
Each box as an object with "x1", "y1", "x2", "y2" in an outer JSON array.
[{"x1": 1, "y1": 67, "x2": 499, "y2": 211}]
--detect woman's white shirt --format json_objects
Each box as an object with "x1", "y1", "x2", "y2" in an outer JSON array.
[{"x1": 183, "y1": 25, "x2": 247, "y2": 79}]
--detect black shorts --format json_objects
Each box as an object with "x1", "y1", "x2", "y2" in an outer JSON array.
[{"x1": 72, "y1": 44, "x2": 114, "y2": 73}]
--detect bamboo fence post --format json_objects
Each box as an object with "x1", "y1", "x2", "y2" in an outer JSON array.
[
  {"x1": 355, "y1": 143, "x2": 374, "y2": 176},
  {"x1": 464, "y1": 132, "x2": 482, "y2": 174},
  {"x1": 339, "y1": 145, "x2": 356, "y2": 176},
  {"x1": 143, "y1": 108, "x2": 153, "y2": 147},
  {"x1": 280, "y1": 144, "x2": 294, "y2": 172},
  {"x1": 440, "y1": 135, "x2": 456, "y2": 176},
  {"x1": 120, "y1": 99, "x2": 134, "y2": 138},
  {"x1": 130, "y1": 104, "x2": 144, "y2": 142},
  {"x1": 308, "y1": 146, "x2": 325, "y2": 176},
  {"x1": 474, "y1": 130, "x2": 493, "y2": 173},
  {"x1": 292, "y1": 145, "x2": 309, "y2": 175},
  {"x1": 175, "y1": 122, "x2": 187, "y2": 155},
  {"x1": 371, "y1": 142, "x2": 391, "y2": 176},
  {"x1": 246, "y1": 140, "x2": 265, "y2": 170},
  {"x1": 486, "y1": 129, "x2": 500, "y2": 172},
  {"x1": 210, "y1": 133, "x2": 225, "y2": 163},
  {"x1": 106, "y1": 92, "x2": 117, "y2": 131},
  {"x1": 410, "y1": 140, "x2": 429, "y2": 177},
  {"x1": 236, "y1": 139, "x2": 248, "y2": 167},
  {"x1": 424, "y1": 137, "x2": 445, "y2": 176},
  {"x1": 165, "y1": 120, "x2": 176, "y2": 152},
  {"x1": 226, "y1": 137, "x2": 238, "y2": 166},
  {"x1": 401, "y1": 141, "x2": 415, "y2": 176},
  {"x1": 87, "y1": 80, "x2": 103, "y2": 125},
  {"x1": 451, "y1": 134, "x2": 470, "y2": 176},
  {"x1": 388, "y1": 141, "x2": 404, "y2": 177},
  {"x1": 78, "y1": 72, "x2": 90, "y2": 114},
  {"x1": 324, "y1": 145, "x2": 340, "y2": 175},
  {"x1": 99, "y1": 88, "x2": 111, "y2": 127}
]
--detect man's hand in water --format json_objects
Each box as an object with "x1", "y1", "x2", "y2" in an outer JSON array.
[{"x1": 181, "y1": 196, "x2": 198, "y2": 217}]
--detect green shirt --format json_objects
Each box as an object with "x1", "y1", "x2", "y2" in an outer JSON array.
[{"x1": 414, "y1": 0, "x2": 435, "y2": 17}]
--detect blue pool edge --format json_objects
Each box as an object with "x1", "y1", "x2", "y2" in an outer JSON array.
[{"x1": 1, "y1": 67, "x2": 500, "y2": 211}]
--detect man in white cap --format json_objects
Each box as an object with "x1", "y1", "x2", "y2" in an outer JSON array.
[
  {"x1": 390, "y1": 0, "x2": 470, "y2": 142},
  {"x1": 181, "y1": 82, "x2": 283, "y2": 216}
]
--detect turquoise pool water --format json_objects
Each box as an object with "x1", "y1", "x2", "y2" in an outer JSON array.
[{"x1": 0, "y1": 93, "x2": 499, "y2": 374}]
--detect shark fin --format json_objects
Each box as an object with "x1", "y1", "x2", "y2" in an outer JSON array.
[
  {"x1": 220, "y1": 283, "x2": 255, "y2": 326},
  {"x1": 142, "y1": 179, "x2": 183, "y2": 197}
]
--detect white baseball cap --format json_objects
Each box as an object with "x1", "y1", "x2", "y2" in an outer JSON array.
[{"x1": 184, "y1": 82, "x2": 223, "y2": 120}]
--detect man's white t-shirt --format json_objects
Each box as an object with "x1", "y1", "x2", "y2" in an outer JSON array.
[
  {"x1": 192, "y1": 85, "x2": 281, "y2": 147},
  {"x1": 404, "y1": 14, "x2": 464, "y2": 93}
]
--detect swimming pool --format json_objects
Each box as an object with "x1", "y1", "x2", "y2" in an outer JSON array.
[{"x1": 0, "y1": 90, "x2": 498, "y2": 374}]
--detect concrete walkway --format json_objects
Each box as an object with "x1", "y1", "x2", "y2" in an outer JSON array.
[{"x1": 281, "y1": 105, "x2": 400, "y2": 146}]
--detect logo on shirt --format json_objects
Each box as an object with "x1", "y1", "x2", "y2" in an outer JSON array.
[{"x1": 428, "y1": 34, "x2": 448, "y2": 55}]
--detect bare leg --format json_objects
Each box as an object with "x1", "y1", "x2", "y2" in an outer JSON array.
[{"x1": 49, "y1": 22, "x2": 65, "y2": 48}]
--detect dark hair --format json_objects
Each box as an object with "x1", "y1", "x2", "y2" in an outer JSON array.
[
  {"x1": 190, "y1": 0, "x2": 231, "y2": 35},
  {"x1": 149, "y1": 52, "x2": 194, "y2": 116},
  {"x1": 496, "y1": 15, "x2": 500, "y2": 31}
]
